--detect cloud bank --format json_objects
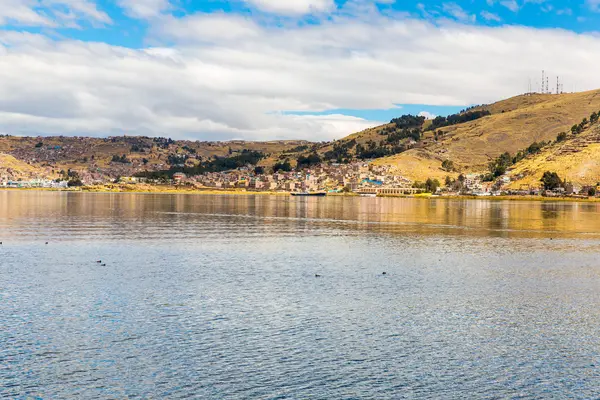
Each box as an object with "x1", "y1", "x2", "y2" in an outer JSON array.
[{"x1": 1, "y1": 1, "x2": 600, "y2": 140}]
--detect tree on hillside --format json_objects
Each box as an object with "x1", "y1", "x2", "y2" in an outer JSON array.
[
  {"x1": 112, "y1": 154, "x2": 130, "y2": 163},
  {"x1": 390, "y1": 114, "x2": 426, "y2": 129},
  {"x1": 296, "y1": 153, "x2": 322, "y2": 169},
  {"x1": 540, "y1": 171, "x2": 563, "y2": 190},
  {"x1": 323, "y1": 140, "x2": 355, "y2": 163},
  {"x1": 489, "y1": 151, "x2": 512, "y2": 177},
  {"x1": 426, "y1": 110, "x2": 491, "y2": 131},
  {"x1": 556, "y1": 132, "x2": 567, "y2": 142},
  {"x1": 273, "y1": 159, "x2": 292, "y2": 173},
  {"x1": 591, "y1": 112, "x2": 599, "y2": 124},
  {"x1": 441, "y1": 159, "x2": 455, "y2": 172},
  {"x1": 527, "y1": 142, "x2": 544, "y2": 154}
]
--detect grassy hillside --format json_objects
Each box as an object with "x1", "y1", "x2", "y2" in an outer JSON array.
[
  {"x1": 508, "y1": 122, "x2": 600, "y2": 187},
  {"x1": 372, "y1": 90, "x2": 600, "y2": 181},
  {"x1": 0, "y1": 135, "x2": 310, "y2": 180},
  {"x1": 0, "y1": 153, "x2": 53, "y2": 180}
]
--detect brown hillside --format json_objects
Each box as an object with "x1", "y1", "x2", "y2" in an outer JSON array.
[
  {"x1": 508, "y1": 123, "x2": 600, "y2": 187},
  {"x1": 0, "y1": 153, "x2": 52, "y2": 180},
  {"x1": 0, "y1": 135, "x2": 310, "y2": 181},
  {"x1": 375, "y1": 90, "x2": 600, "y2": 181}
]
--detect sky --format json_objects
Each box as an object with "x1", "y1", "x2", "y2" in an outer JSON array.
[{"x1": 1, "y1": 0, "x2": 600, "y2": 141}]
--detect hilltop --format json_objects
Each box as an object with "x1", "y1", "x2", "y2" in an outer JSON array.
[{"x1": 375, "y1": 90, "x2": 600, "y2": 182}]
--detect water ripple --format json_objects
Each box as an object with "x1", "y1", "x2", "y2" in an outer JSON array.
[{"x1": 3, "y1": 192, "x2": 600, "y2": 398}]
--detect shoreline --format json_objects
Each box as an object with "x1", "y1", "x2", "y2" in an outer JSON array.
[
  {"x1": 376, "y1": 194, "x2": 600, "y2": 202},
  {"x1": 2, "y1": 186, "x2": 600, "y2": 202}
]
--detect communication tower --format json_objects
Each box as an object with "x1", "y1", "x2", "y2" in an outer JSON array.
[{"x1": 541, "y1": 70, "x2": 545, "y2": 93}]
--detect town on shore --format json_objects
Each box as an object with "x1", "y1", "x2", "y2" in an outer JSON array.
[
  {"x1": 2, "y1": 160, "x2": 597, "y2": 199},
  {"x1": 5, "y1": 91, "x2": 600, "y2": 200}
]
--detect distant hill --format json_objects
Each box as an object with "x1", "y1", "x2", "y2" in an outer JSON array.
[
  {"x1": 5, "y1": 89, "x2": 600, "y2": 185},
  {"x1": 276, "y1": 91, "x2": 600, "y2": 182},
  {"x1": 371, "y1": 90, "x2": 600, "y2": 182},
  {"x1": 0, "y1": 135, "x2": 310, "y2": 182}
]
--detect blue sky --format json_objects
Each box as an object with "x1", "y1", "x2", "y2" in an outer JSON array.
[
  {"x1": 1, "y1": 0, "x2": 600, "y2": 140},
  {"x1": 23, "y1": 0, "x2": 595, "y2": 47}
]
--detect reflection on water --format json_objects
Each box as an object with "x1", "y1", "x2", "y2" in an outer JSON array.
[
  {"x1": 2, "y1": 191, "x2": 600, "y2": 240},
  {"x1": 2, "y1": 191, "x2": 600, "y2": 398}
]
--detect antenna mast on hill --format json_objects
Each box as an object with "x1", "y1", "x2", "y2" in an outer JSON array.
[{"x1": 541, "y1": 70, "x2": 545, "y2": 94}]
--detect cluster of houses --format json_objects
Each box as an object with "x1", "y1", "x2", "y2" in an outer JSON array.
[
  {"x1": 3, "y1": 153, "x2": 600, "y2": 197},
  {"x1": 160, "y1": 163, "x2": 416, "y2": 194},
  {"x1": 444, "y1": 173, "x2": 597, "y2": 198},
  {"x1": 109, "y1": 165, "x2": 600, "y2": 197},
  {"x1": 0, "y1": 179, "x2": 68, "y2": 189}
]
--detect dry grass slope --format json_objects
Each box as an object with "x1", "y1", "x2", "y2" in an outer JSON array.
[
  {"x1": 0, "y1": 154, "x2": 52, "y2": 180},
  {"x1": 370, "y1": 90, "x2": 600, "y2": 181},
  {"x1": 0, "y1": 135, "x2": 311, "y2": 180},
  {"x1": 509, "y1": 123, "x2": 600, "y2": 187}
]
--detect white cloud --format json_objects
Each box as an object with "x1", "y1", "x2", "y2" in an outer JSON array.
[
  {"x1": 0, "y1": 0, "x2": 55, "y2": 26},
  {"x1": 587, "y1": 0, "x2": 600, "y2": 12},
  {"x1": 501, "y1": 0, "x2": 520, "y2": 12},
  {"x1": 556, "y1": 8, "x2": 573, "y2": 15},
  {"x1": 481, "y1": 11, "x2": 501, "y2": 21},
  {"x1": 418, "y1": 111, "x2": 437, "y2": 120},
  {"x1": 45, "y1": 0, "x2": 112, "y2": 24},
  {"x1": 117, "y1": 0, "x2": 170, "y2": 19},
  {"x1": 5, "y1": 12, "x2": 600, "y2": 140},
  {"x1": 159, "y1": 14, "x2": 259, "y2": 42},
  {"x1": 244, "y1": 0, "x2": 336, "y2": 15},
  {"x1": 0, "y1": 0, "x2": 111, "y2": 26},
  {"x1": 442, "y1": 3, "x2": 475, "y2": 22}
]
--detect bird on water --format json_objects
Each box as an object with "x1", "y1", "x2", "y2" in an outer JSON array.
[{"x1": 315, "y1": 274, "x2": 322, "y2": 278}]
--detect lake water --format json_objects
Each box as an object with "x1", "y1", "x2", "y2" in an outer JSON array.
[{"x1": 3, "y1": 191, "x2": 600, "y2": 398}]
